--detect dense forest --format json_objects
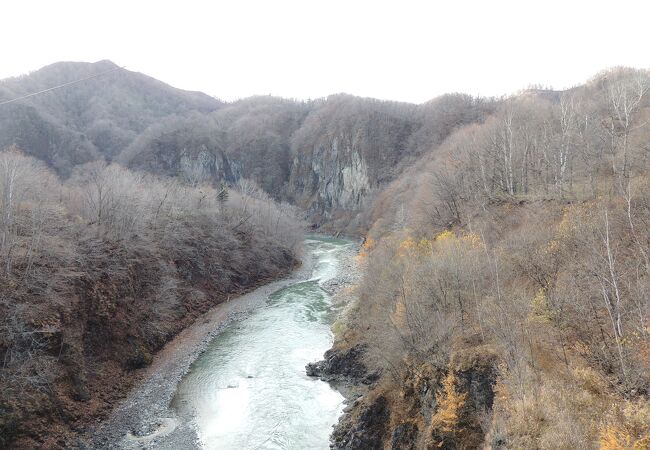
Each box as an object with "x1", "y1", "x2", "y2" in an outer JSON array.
[
  {"x1": 0, "y1": 61, "x2": 492, "y2": 230},
  {"x1": 1, "y1": 61, "x2": 649, "y2": 449},
  {"x1": 328, "y1": 67, "x2": 650, "y2": 449},
  {"x1": 0, "y1": 147, "x2": 302, "y2": 448}
]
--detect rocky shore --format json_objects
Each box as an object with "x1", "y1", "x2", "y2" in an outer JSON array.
[
  {"x1": 308, "y1": 241, "x2": 499, "y2": 449},
  {"x1": 87, "y1": 253, "x2": 317, "y2": 449},
  {"x1": 88, "y1": 237, "x2": 362, "y2": 450},
  {"x1": 319, "y1": 240, "x2": 361, "y2": 297},
  {"x1": 304, "y1": 241, "x2": 390, "y2": 450}
]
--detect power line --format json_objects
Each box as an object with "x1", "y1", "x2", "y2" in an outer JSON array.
[{"x1": 0, "y1": 65, "x2": 125, "y2": 106}]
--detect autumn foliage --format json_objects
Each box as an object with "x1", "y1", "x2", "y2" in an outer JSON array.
[
  {"x1": 342, "y1": 68, "x2": 650, "y2": 449},
  {"x1": 429, "y1": 371, "x2": 468, "y2": 446},
  {"x1": 0, "y1": 150, "x2": 303, "y2": 448}
]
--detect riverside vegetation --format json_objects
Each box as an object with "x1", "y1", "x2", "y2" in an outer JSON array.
[
  {"x1": 326, "y1": 67, "x2": 650, "y2": 449},
  {"x1": 0, "y1": 150, "x2": 302, "y2": 448},
  {"x1": 1, "y1": 61, "x2": 649, "y2": 449}
]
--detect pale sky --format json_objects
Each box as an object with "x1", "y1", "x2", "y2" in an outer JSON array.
[{"x1": 2, "y1": 0, "x2": 649, "y2": 104}]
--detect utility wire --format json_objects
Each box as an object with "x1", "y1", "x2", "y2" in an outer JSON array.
[{"x1": 0, "y1": 65, "x2": 125, "y2": 106}]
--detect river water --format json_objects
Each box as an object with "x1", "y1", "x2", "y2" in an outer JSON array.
[{"x1": 171, "y1": 236, "x2": 350, "y2": 449}]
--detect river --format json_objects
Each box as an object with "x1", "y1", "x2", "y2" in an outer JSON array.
[{"x1": 170, "y1": 236, "x2": 351, "y2": 449}]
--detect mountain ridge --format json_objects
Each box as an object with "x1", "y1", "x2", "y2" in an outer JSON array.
[{"x1": 0, "y1": 60, "x2": 492, "y2": 230}]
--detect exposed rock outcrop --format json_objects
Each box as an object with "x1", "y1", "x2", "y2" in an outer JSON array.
[
  {"x1": 313, "y1": 341, "x2": 498, "y2": 449},
  {"x1": 289, "y1": 142, "x2": 370, "y2": 215},
  {"x1": 331, "y1": 395, "x2": 391, "y2": 450},
  {"x1": 390, "y1": 422, "x2": 419, "y2": 450},
  {"x1": 305, "y1": 344, "x2": 378, "y2": 387}
]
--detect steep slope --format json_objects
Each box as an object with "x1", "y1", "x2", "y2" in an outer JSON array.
[
  {"x1": 286, "y1": 93, "x2": 492, "y2": 228},
  {"x1": 4, "y1": 60, "x2": 649, "y2": 449},
  {"x1": 0, "y1": 153, "x2": 302, "y2": 449},
  {"x1": 0, "y1": 63, "x2": 491, "y2": 229},
  {"x1": 287, "y1": 95, "x2": 417, "y2": 216},
  {"x1": 318, "y1": 67, "x2": 650, "y2": 449},
  {"x1": 0, "y1": 101, "x2": 101, "y2": 175},
  {"x1": 116, "y1": 93, "x2": 491, "y2": 230},
  {"x1": 118, "y1": 96, "x2": 310, "y2": 197}
]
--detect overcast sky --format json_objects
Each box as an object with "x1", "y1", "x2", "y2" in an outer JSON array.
[{"x1": 2, "y1": 0, "x2": 649, "y2": 104}]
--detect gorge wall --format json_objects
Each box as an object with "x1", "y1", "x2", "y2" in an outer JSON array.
[{"x1": 0, "y1": 61, "x2": 493, "y2": 231}]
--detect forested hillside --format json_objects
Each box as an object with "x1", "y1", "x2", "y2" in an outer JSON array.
[
  {"x1": 120, "y1": 92, "x2": 493, "y2": 227},
  {"x1": 325, "y1": 67, "x2": 650, "y2": 449},
  {"x1": 0, "y1": 148, "x2": 302, "y2": 448},
  {"x1": 0, "y1": 61, "x2": 492, "y2": 229},
  {"x1": 0, "y1": 60, "x2": 493, "y2": 449},
  {"x1": 0, "y1": 60, "x2": 221, "y2": 175},
  {"x1": 3, "y1": 60, "x2": 650, "y2": 449}
]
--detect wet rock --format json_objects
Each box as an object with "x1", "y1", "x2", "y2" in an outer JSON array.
[
  {"x1": 331, "y1": 395, "x2": 390, "y2": 450},
  {"x1": 305, "y1": 344, "x2": 374, "y2": 385}
]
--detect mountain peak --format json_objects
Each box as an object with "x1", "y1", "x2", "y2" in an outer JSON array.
[{"x1": 91, "y1": 59, "x2": 120, "y2": 70}]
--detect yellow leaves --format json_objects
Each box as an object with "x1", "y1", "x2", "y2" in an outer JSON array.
[
  {"x1": 380, "y1": 229, "x2": 482, "y2": 263},
  {"x1": 363, "y1": 236, "x2": 376, "y2": 251},
  {"x1": 600, "y1": 400, "x2": 650, "y2": 449},
  {"x1": 529, "y1": 288, "x2": 552, "y2": 324},
  {"x1": 462, "y1": 232, "x2": 482, "y2": 248},
  {"x1": 418, "y1": 238, "x2": 433, "y2": 252},
  {"x1": 622, "y1": 401, "x2": 650, "y2": 440},
  {"x1": 435, "y1": 229, "x2": 482, "y2": 249},
  {"x1": 435, "y1": 230, "x2": 455, "y2": 242},
  {"x1": 357, "y1": 236, "x2": 376, "y2": 260},
  {"x1": 600, "y1": 426, "x2": 631, "y2": 450},
  {"x1": 398, "y1": 236, "x2": 418, "y2": 256},
  {"x1": 431, "y1": 371, "x2": 467, "y2": 434},
  {"x1": 598, "y1": 426, "x2": 649, "y2": 450},
  {"x1": 397, "y1": 236, "x2": 433, "y2": 257},
  {"x1": 634, "y1": 437, "x2": 650, "y2": 450}
]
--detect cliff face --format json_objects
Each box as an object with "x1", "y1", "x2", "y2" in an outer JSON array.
[
  {"x1": 312, "y1": 334, "x2": 498, "y2": 449},
  {"x1": 285, "y1": 94, "x2": 419, "y2": 220},
  {"x1": 131, "y1": 128, "x2": 375, "y2": 225},
  {"x1": 150, "y1": 93, "x2": 492, "y2": 227},
  {"x1": 120, "y1": 93, "x2": 420, "y2": 224},
  {"x1": 178, "y1": 148, "x2": 243, "y2": 184},
  {"x1": 168, "y1": 134, "x2": 373, "y2": 221},
  {"x1": 289, "y1": 139, "x2": 370, "y2": 214}
]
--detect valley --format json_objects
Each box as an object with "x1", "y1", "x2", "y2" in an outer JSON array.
[{"x1": 1, "y1": 60, "x2": 649, "y2": 449}]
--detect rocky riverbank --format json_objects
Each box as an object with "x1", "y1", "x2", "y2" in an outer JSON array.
[
  {"x1": 88, "y1": 237, "x2": 362, "y2": 450},
  {"x1": 304, "y1": 240, "x2": 393, "y2": 449},
  {"x1": 308, "y1": 239, "x2": 499, "y2": 450},
  {"x1": 87, "y1": 253, "x2": 317, "y2": 450},
  {"x1": 305, "y1": 241, "x2": 375, "y2": 398},
  {"x1": 319, "y1": 240, "x2": 361, "y2": 297}
]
